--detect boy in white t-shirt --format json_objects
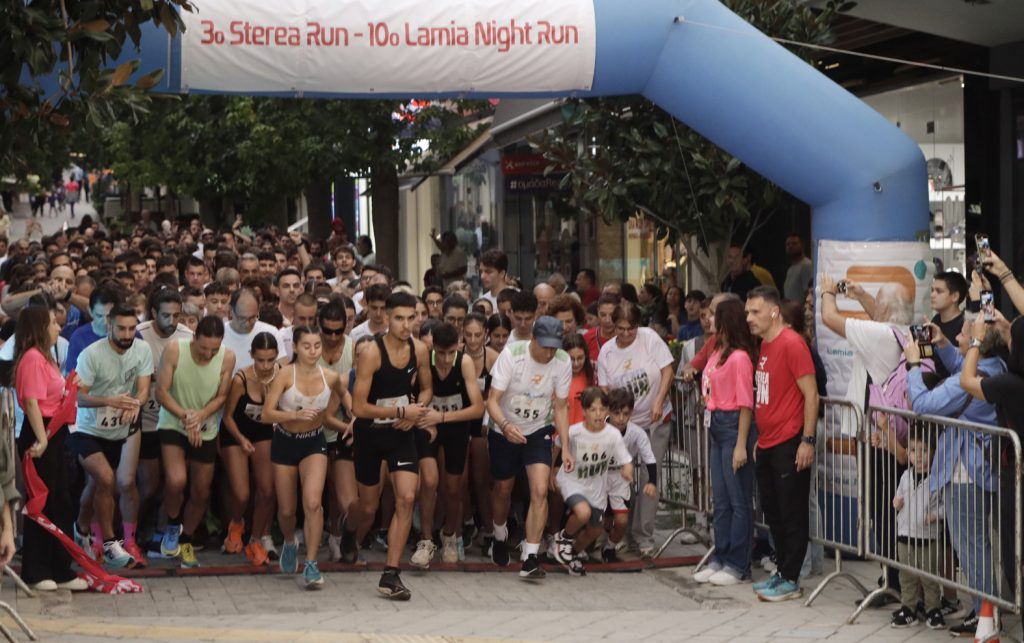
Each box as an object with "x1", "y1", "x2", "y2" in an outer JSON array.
[
  {"x1": 552, "y1": 387, "x2": 632, "y2": 576},
  {"x1": 603, "y1": 389, "x2": 657, "y2": 563}
]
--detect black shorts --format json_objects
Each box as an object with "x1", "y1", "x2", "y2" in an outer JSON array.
[
  {"x1": 353, "y1": 424, "x2": 418, "y2": 486},
  {"x1": 158, "y1": 429, "x2": 218, "y2": 464},
  {"x1": 140, "y1": 431, "x2": 161, "y2": 460},
  {"x1": 67, "y1": 431, "x2": 124, "y2": 470},
  {"x1": 488, "y1": 425, "x2": 555, "y2": 481},
  {"x1": 271, "y1": 426, "x2": 328, "y2": 467},
  {"x1": 328, "y1": 435, "x2": 354, "y2": 461},
  {"x1": 219, "y1": 421, "x2": 273, "y2": 448},
  {"x1": 415, "y1": 423, "x2": 469, "y2": 475}
]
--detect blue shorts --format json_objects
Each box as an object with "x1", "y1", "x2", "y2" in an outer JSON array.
[{"x1": 488, "y1": 425, "x2": 555, "y2": 481}]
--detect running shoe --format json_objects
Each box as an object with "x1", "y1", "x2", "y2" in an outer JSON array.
[
  {"x1": 179, "y1": 542, "x2": 200, "y2": 568},
  {"x1": 161, "y1": 524, "x2": 182, "y2": 557},
  {"x1": 519, "y1": 554, "x2": 546, "y2": 579},
  {"x1": 377, "y1": 568, "x2": 411, "y2": 601},
  {"x1": 753, "y1": 573, "x2": 782, "y2": 593},
  {"x1": 491, "y1": 539, "x2": 510, "y2": 567},
  {"x1": 639, "y1": 546, "x2": 655, "y2": 559},
  {"x1": 552, "y1": 530, "x2": 574, "y2": 566},
  {"x1": 462, "y1": 521, "x2": 477, "y2": 548},
  {"x1": 924, "y1": 608, "x2": 946, "y2": 630},
  {"x1": 757, "y1": 578, "x2": 801, "y2": 602},
  {"x1": 948, "y1": 611, "x2": 977, "y2": 637},
  {"x1": 890, "y1": 605, "x2": 918, "y2": 628},
  {"x1": 441, "y1": 533, "x2": 458, "y2": 564},
  {"x1": 328, "y1": 535, "x2": 342, "y2": 563},
  {"x1": 222, "y1": 520, "x2": 244, "y2": 554},
  {"x1": 102, "y1": 540, "x2": 136, "y2": 569},
  {"x1": 566, "y1": 555, "x2": 585, "y2": 577},
  {"x1": 410, "y1": 539, "x2": 436, "y2": 569},
  {"x1": 372, "y1": 529, "x2": 389, "y2": 552},
  {"x1": 123, "y1": 539, "x2": 147, "y2": 568},
  {"x1": 260, "y1": 535, "x2": 279, "y2": 562},
  {"x1": 339, "y1": 527, "x2": 359, "y2": 564},
  {"x1": 73, "y1": 523, "x2": 96, "y2": 561},
  {"x1": 303, "y1": 560, "x2": 324, "y2": 589},
  {"x1": 245, "y1": 540, "x2": 270, "y2": 566},
  {"x1": 280, "y1": 540, "x2": 299, "y2": 574}
]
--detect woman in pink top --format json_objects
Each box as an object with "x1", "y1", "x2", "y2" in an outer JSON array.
[
  {"x1": 14, "y1": 305, "x2": 84, "y2": 591},
  {"x1": 692, "y1": 299, "x2": 757, "y2": 586}
]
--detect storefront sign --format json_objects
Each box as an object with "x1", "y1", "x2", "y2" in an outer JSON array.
[
  {"x1": 501, "y1": 153, "x2": 551, "y2": 175},
  {"x1": 179, "y1": 0, "x2": 597, "y2": 94},
  {"x1": 504, "y1": 174, "x2": 565, "y2": 194}
]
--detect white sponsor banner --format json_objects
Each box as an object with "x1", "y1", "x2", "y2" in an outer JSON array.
[
  {"x1": 179, "y1": 0, "x2": 597, "y2": 94},
  {"x1": 815, "y1": 239, "x2": 935, "y2": 401}
]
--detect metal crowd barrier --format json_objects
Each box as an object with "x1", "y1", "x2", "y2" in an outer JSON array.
[
  {"x1": 653, "y1": 378, "x2": 711, "y2": 561},
  {"x1": 853, "y1": 404, "x2": 1022, "y2": 629},
  {"x1": 0, "y1": 387, "x2": 36, "y2": 642}
]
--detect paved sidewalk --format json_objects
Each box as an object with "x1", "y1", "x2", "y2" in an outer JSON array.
[{"x1": 6, "y1": 545, "x2": 1014, "y2": 642}]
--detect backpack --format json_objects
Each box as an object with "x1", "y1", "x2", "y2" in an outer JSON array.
[{"x1": 867, "y1": 328, "x2": 935, "y2": 446}]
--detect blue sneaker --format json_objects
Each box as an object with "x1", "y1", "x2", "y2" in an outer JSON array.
[
  {"x1": 303, "y1": 560, "x2": 324, "y2": 589},
  {"x1": 753, "y1": 573, "x2": 781, "y2": 593},
  {"x1": 757, "y1": 578, "x2": 802, "y2": 602},
  {"x1": 161, "y1": 524, "x2": 182, "y2": 557},
  {"x1": 280, "y1": 540, "x2": 298, "y2": 574}
]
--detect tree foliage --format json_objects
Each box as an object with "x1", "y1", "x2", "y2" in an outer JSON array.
[
  {"x1": 530, "y1": 0, "x2": 853, "y2": 283},
  {"x1": 1, "y1": 0, "x2": 194, "y2": 178}
]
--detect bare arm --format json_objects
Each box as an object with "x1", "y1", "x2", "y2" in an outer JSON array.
[
  {"x1": 819, "y1": 274, "x2": 847, "y2": 338},
  {"x1": 220, "y1": 374, "x2": 248, "y2": 443},
  {"x1": 959, "y1": 315, "x2": 988, "y2": 402},
  {"x1": 552, "y1": 396, "x2": 573, "y2": 472},
  {"x1": 195, "y1": 350, "x2": 235, "y2": 424},
  {"x1": 258, "y1": 367, "x2": 296, "y2": 425},
  {"x1": 983, "y1": 249, "x2": 1024, "y2": 316}
]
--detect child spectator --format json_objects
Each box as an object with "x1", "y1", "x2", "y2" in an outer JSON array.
[
  {"x1": 603, "y1": 389, "x2": 657, "y2": 562},
  {"x1": 890, "y1": 435, "x2": 945, "y2": 629},
  {"x1": 551, "y1": 387, "x2": 632, "y2": 576}
]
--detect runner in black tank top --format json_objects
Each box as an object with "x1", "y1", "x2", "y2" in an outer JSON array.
[
  {"x1": 342, "y1": 292, "x2": 432, "y2": 601},
  {"x1": 464, "y1": 313, "x2": 498, "y2": 553},
  {"x1": 409, "y1": 324, "x2": 484, "y2": 568}
]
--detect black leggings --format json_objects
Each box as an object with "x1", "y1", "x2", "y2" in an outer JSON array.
[{"x1": 17, "y1": 421, "x2": 76, "y2": 584}]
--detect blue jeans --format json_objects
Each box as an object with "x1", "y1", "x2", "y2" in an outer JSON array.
[
  {"x1": 946, "y1": 483, "x2": 995, "y2": 614},
  {"x1": 709, "y1": 410, "x2": 756, "y2": 578}
]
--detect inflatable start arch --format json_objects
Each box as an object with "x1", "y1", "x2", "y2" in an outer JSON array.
[{"x1": 128, "y1": 0, "x2": 927, "y2": 242}]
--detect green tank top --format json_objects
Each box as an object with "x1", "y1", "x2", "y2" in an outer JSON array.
[{"x1": 158, "y1": 338, "x2": 226, "y2": 441}]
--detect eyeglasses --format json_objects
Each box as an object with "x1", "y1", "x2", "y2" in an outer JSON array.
[{"x1": 321, "y1": 326, "x2": 345, "y2": 336}]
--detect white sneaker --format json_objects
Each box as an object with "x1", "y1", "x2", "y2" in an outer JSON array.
[
  {"x1": 692, "y1": 566, "x2": 719, "y2": 583},
  {"x1": 56, "y1": 577, "x2": 88, "y2": 591},
  {"x1": 30, "y1": 580, "x2": 57, "y2": 592},
  {"x1": 260, "y1": 535, "x2": 279, "y2": 560},
  {"x1": 410, "y1": 539, "x2": 436, "y2": 569},
  {"x1": 102, "y1": 540, "x2": 135, "y2": 569},
  {"x1": 709, "y1": 570, "x2": 743, "y2": 586},
  {"x1": 761, "y1": 555, "x2": 778, "y2": 573},
  {"x1": 441, "y1": 533, "x2": 458, "y2": 564},
  {"x1": 328, "y1": 535, "x2": 342, "y2": 563},
  {"x1": 679, "y1": 532, "x2": 700, "y2": 544}
]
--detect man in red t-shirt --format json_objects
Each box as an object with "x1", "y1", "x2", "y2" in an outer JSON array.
[
  {"x1": 745, "y1": 286, "x2": 818, "y2": 602},
  {"x1": 583, "y1": 292, "x2": 620, "y2": 362},
  {"x1": 575, "y1": 269, "x2": 602, "y2": 308}
]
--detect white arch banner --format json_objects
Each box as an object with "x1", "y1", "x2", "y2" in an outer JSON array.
[{"x1": 179, "y1": 0, "x2": 597, "y2": 94}]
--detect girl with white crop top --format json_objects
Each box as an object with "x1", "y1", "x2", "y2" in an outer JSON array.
[{"x1": 262, "y1": 326, "x2": 346, "y2": 589}]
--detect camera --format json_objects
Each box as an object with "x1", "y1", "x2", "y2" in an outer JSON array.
[
  {"x1": 976, "y1": 234, "x2": 991, "y2": 256},
  {"x1": 910, "y1": 324, "x2": 932, "y2": 344},
  {"x1": 836, "y1": 280, "x2": 848, "y2": 295},
  {"x1": 981, "y1": 290, "x2": 995, "y2": 324}
]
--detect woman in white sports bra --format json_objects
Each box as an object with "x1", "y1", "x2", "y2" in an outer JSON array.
[{"x1": 262, "y1": 326, "x2": 346, "y2": 589}]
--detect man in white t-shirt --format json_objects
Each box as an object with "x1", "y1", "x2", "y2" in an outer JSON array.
[
  {"x1": 350, "y1": 284, "x2": 390, "y2": 342},
  {"x1": 222, "y1": 288, "x2": 282, "y2": 374},
  {"x1": 328, "y1": 245, "x2": 358, "y2": 287},
  {"x1": 486, "y1": 316, "x2": 573, "y2": 579}
]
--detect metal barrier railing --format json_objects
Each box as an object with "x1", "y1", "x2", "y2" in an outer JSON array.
[
  {"x1": 654, "y1": 378, "x2": 711, "y2": 561},
  {"x1": 852, "y1": 404, "x2": 1022, "y2": 628},
  {"x1": 0, "y1": 387, "x2": 37, "y2": 641}
]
